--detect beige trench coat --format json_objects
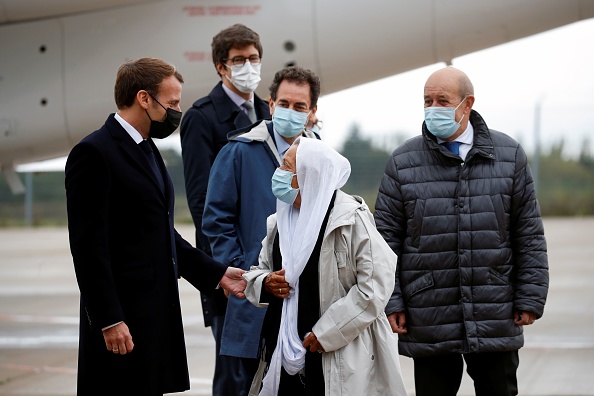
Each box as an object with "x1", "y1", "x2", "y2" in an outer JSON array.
[{"x1": 244, "y1": 190, "x2": 407, "y2": 396}]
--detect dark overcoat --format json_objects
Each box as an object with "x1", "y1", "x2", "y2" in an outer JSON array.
[{"x1": 65, "y1": 114, "x2": 227, "y2": 395}]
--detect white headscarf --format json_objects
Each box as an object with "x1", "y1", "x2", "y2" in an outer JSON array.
[{"x1": 260, "y1": 138, "x2": 351, "y2": 395}]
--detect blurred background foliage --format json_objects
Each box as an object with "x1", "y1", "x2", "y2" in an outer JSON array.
[{"x1": 1, "y1": 124, "x2": 593, "y2": 227}]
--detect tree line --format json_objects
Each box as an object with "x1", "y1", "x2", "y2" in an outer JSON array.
[{"x1": 1, "y1": 125, "x2": 593, "y2": 226}]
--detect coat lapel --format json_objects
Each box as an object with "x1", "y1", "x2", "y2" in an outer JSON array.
[
  {"x1": 210, "y1": 82, "x2": 258, "y2": 130},
  {"x1": 149, "y1": 139, "x2": 174, "y2": 205},
  {"x1": 105, "y1": 115, "x2": 167, "y2": 202}
]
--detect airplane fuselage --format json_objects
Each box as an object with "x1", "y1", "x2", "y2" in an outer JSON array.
[{"x1": 1, "y1": 0, "x2": 593, "y2": 178}]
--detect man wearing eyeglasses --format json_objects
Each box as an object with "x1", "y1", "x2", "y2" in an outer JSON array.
[
  {"x1": 180, "y1": 24, "x2": 270, "y2": 396},
  {"x1": 202, "y1": 66, "x2": 322, "y2": 396}
]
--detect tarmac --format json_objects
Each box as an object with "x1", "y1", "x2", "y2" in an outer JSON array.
[{"x1": 0, "y1": 217, "x2": 593, "y2": 395}]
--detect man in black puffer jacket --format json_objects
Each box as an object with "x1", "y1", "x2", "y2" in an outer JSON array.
[{"x1": 374, "y1": 66, "x2": 548, "y2": 396}]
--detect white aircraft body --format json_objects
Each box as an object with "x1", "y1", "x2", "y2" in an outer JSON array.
[{"x1": 1, "y1": 0, "x2": 594, "y2": 193}]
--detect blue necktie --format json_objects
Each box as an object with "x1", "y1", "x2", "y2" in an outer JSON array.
[
  {"x1": 139, "y1": 140, "x2": 165, "y2": 193},
  {"x1": 442, "y1": 141, "x2": 462, "y2": 155}
]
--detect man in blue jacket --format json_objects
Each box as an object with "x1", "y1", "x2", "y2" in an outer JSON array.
[
  {"x1": 375, "y1": 66, "x2": 549, "y2": 396},
  {"x1": 202, "y1": 66, "x2": 321, "y2": 396},
  {"x1": 179, "y1": 24, "x2": 269, "y2": 396}
]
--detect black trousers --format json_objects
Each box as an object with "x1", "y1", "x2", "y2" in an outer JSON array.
[{"x1": 413, "y1": 350, "x2": 519, "y2": 396}]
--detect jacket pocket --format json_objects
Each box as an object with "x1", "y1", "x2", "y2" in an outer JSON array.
[
  {"x1": 488, "y1": 267, "x2": 511, "y2": 286},
  {"x1": 402, "y1": 272, "x2": 434, "y2": 303},
  {"x1": 404, "y1": 200, "x2": 424, "y2": 248},
  {"x1": 491, "y1": 194, "x2": 508, "y2": 244}
]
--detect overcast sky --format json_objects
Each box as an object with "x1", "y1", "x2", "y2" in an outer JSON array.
[
  {"x1": 315, "y1": 18, "x2": 594, "y2": 159},
  {"x1": 17, "y1": 18, "x2": 594, "y2": 172}
]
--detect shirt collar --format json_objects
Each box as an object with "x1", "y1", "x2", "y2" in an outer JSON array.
[
  {"x1": 114, "y1": 113, "x2": 144, "y2": 144},
  {"x1": 273, "y1": 128, "x2": 291, "y2": 159},
  {"x1": 437, "y1": 120, "x2": 474, "y2": 146},
  {"x1": 221, "y1": 83, "x2": 253, "y2": 108}
]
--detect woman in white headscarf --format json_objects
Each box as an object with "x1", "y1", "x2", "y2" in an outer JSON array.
[{"x1": 243, "y1": 138, "x2": 407, "y2": 396}]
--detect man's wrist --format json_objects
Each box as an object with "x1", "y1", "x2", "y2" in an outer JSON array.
[{"x1": 102, "y1": 321, "x2": 123, "y2": 331}]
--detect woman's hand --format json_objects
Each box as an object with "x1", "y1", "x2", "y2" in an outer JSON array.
[
  {"x1": 264, "y1": 269, "x2": 292, "y2": 298},
  {"x1": 302, "y1": 331, "x2": 325, "y2": 353}
]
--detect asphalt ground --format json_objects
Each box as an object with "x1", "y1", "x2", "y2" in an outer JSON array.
[{"x1": 0, "y1": 217, "x2": 593, "y2": 395}]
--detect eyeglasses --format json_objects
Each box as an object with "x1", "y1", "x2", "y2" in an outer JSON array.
[{"x1": 223, "y1": 55, "x2": 261, "y2": 67}]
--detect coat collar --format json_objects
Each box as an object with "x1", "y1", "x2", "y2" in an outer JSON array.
[
  {"x1": 265, "y1": 190, "x2": 367, "y2": 243},
  {"x1": 229, "y1": 121, "x2": 281, "y2": 166},
  {"x1": 323, "y1": 191, "x2": 369, "y2": 238},
  {"x1": 229, "y1": 119, "x2": 272, "y2": 142},
  {"x1": 466, "y1": 110, "x2": 496, "y2": 161},
  {"x1": 229, "y1": 121, "x2": 321, "y2": 167},
  {"x1": 204, "y1": 82, "x2": 269, "y2": 127}
]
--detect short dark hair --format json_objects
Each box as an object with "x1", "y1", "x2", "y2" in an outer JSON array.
[
  {"x1": 269, "y1": 66, "x2": 321, "y2": 109},
  {"x1": 114, "y1": 57, "x2": 184, "y2": 109},
  {"x1": 211, "y1": 24, "x2": 263, "y2": 76}
]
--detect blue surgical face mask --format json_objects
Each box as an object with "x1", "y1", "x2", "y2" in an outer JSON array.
[
  {"x1": 272, "y1": 106, "x2": 310, "y2": 138},
  {"x1": 271, "y1": 168, "x2": 299, "y2": 204},
  {"x1": 424, "y1": 97, "x2": 467, "y2": 139}
]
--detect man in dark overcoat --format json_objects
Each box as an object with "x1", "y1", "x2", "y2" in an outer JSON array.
[{"x1": 65, "y1": 57, "x2": 246, "y2": 395}]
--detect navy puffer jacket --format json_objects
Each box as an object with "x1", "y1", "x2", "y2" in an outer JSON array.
[{"x1": 374, "y1": 110, "x2": 548, "y2": 358}]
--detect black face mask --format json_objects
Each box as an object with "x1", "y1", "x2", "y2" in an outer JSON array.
[{"x1": 146, "y1": 94, "x2": 182, "y2": 139}]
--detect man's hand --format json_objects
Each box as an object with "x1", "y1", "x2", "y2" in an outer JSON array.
[
  {"x1": 388, "y1": 312, "x2": 408, "y2": 334},
  {"x1": 302, "y1": 331, "x2": 325, "y2": 353},
  {"x1": 103, "y1": 322, "x2": 134, "y2": 355},
  {"x1": 220, "y1": 267, "x2": 246, "y2": 299},
  {"x1": 514, "y1": 310, "x2": 537, "y2": 326},
  {"x1": 264, "y1": 269, "x2": 292, "y2": 299}
]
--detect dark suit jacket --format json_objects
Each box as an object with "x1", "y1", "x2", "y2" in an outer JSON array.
[
  {"x1": 65, "y1": 114, "x2": 227, "y2": 395},
  {"x1": 180, "y1": 81, "x2": 270, "y2": 324}
]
